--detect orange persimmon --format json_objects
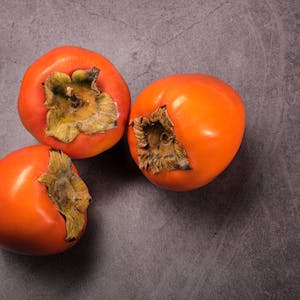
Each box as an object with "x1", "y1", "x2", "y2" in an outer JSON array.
[
  {"x1": 0, "y1": 145, "x2": 91, "y2": 255},
  {"x1": 127, "y1": 74, "x2": 245, "y2": 191},
  {"x1": 18, "y1": 46, "x2": 131, "y2": 158}
]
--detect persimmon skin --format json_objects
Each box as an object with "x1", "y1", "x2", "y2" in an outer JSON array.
[
  {"x1": 127, "y1": 74, "x2": 246, "y2": 191},
  {"x1": 18, "y1": 46, "x2": 131, "y2": 158},
  {"x1": 0, "y1": 145, "x2": 86, "y2": 255}
]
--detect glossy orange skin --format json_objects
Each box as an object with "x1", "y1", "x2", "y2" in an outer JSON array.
[
  {"x1": 127, "y1": 74, "x2": 246, "y2": 191},
  {"x1": 0, "y1": 145, "x2": 86, "y2": 255},
  {"x1": 18, "y1": 46, "x2": 131, "y2": 158}
]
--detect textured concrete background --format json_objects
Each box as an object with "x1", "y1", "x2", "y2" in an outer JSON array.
[{"x1": 0, "y1": 0, "x2": 299, "y2": 299}]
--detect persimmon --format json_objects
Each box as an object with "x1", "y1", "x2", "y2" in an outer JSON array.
[
  {"x1": 127, "y1": 74, "x2": 245, "y2": 191},
  {"x1": 18, "y1": 46, "x2": 131, "y2": 158},
  {"x1": 0, "y1": 145, "x2": 91, "y2": 255}
]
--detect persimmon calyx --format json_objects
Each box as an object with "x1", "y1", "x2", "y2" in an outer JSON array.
[
  {"x1": 43, "y1": 67, "x2": 118, "y2": 143},
  {"x1": 131, "y1": 106, "x2": 191, "y2": 174},
  {"x1": 38, "y1": 150, "x2": 91, "y2": 242}
]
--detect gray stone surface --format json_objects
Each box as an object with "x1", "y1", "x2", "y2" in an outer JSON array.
[{"x1": 0, "y1": 0, "x2": 299, "y2": 299}]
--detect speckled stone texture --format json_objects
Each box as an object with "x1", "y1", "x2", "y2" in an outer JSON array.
[{"x1": 0, "y1": 0, "x2": 299, "y2": 299}]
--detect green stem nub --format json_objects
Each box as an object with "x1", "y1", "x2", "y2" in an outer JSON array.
[
  {"x1": 131, "y1": 106, "x2": 191, "y2": 174},
  {"x1": 43, "y1": 67, "x2": 118, "y2": 143},
  {"x1": 38, "y1": 150, "x2": 91, "y2": 242}
]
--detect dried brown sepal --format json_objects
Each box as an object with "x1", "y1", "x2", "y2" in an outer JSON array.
[
  {"x1": 43, "y1": 67, "x2": 118, "y2": 143},
  {"x1": 38, "y1": 150, "x2": 91, "y2": 242},
  {"x1": 131, "y1": 106, "x2": 191, "y2": 174}
]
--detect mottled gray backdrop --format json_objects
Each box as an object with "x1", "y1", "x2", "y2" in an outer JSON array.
[{"x1": 0, "y1": 0, "x2": 299, "y2": 299}]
